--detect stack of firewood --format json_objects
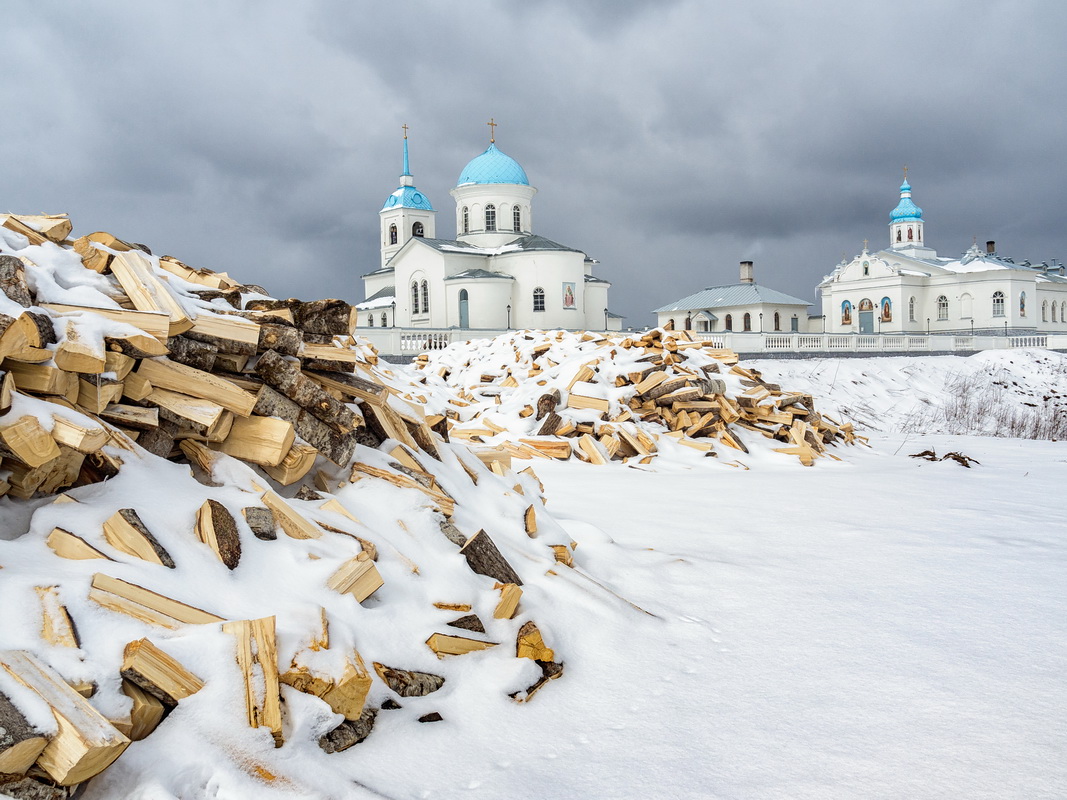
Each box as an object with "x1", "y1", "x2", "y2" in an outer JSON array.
[
  {"x1": 0, "y1": 214, "x2": 565, "y2": 798},
  {"x1": 413, "y1": 327, "x2": 864, "y2": 466}
]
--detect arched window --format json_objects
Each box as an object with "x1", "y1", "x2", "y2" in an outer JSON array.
[
  {"x1": 1043, "y1": 300, "x2": 1049, "y2": 322},
  {"x1": 936, "y1": 295, "x2": 948, "y2": 321},
  {"x1": 367, "y1": 314, "x2": 374, "y2": 327},
  {"x1": 896, "y1": 229, "x2": 902, "y2": 242},
  {"x1": 724, "y1": 314, "x2": 733, "y2": 331},
  {"x1": 485, "y1": 204, "x2": 496, "y2": 232},
  {"x1": 773, "y1": 311, "x2": 781, "y2": 331},
  {"x1": 841, "y1": 301, "x2": 852, "y2": 325},
  {"x1": 421, "y1": 280, "x2": 429, "y2": 314},
  {"x1": 908, "y1": 296, "x2": 916, "y2": 322},
  {"x1": 1054, "y1": 303, "x2": 1059, "y2": 323},
  {"x1": 533, "y1": 287, "x2": 545, "y2": 312},
  {"x1": 880, "y1": 297, "x2": 892, "y2": 322},
  {"x1": 666, "y1": 318, "x2": 675, "y2": 330},
  {"x1": 411, "y1": 281, "x2": 420, "y2": 314},
  {"x1": 1061, "y1": 301, "x2": 1066, "y2": 323},
  {"x1": 1019, "y1": 291, "x2": 1026, "y2": 317},
  {"x1": 412, "y1": 222, "x2": 424, "y2": 238},
  {"x1": 462, "y1": 206, "x2": 469, "y2": 234},
  {"x1": 684, "y1": 315, "x2": 692, "y2": 330},
  {"x1": 381, "y1": 313, "x2": 387, "y2": 327},
  {"x1": 743, "y1": 312, "x2": 752, "y2": 331},
  {"x1": 513, "y1": 206, "x2": 521, "y2": 232},
  {"x1": 389, "y1": 224, "x2": 398, "y2": 245},
  {"x1": 908, "y1": 227, "x2": 914, "y2": 241},
  {"x1": 992, "y1": 291, "x2": 1005, "y2": 317}
]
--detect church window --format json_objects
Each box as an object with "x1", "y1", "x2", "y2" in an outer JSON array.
[
  {"x1": 791, "y1": 315, "x2": 799, "y2": 332},
  {"x1": 685, "y1": 315, "x2": 692, "y2": 330},
  {"x1": 485, "y1": 204, "x2": 496, "y2": 232},
  {"x1": 773, "y1": 311, "x2": 781, "y2": 331},
  {"x1": 743, "y1": 313, "x2": 752, "y2": 331},
  {"x1": 367, "y1": 314, "x2": 374, "y2": 327},
  {"x1": 533, "y1": 287, "x2": 545, "y2": 312},
  {"x1": 1042, "y1": 300, "x2": 1048, "y2": 322},
  {"x1": 666, "y1": 318, "x2": 675, "y2": 330},
  {"x1": 936, "y1": 295, "x2": 948, "y2": 320},
  {"x1": 724, "y1": 314, "x2": 733, "y2": 331},
  {"x1": 1061, "y1": 301, "x2": 1066, "y2": 323},
  {"x1": 1054, "y1": 303, "x2": 1059, "y2": 323},
  {"x1": 411, "y1": 281, "x2": 420, "y2": 314},
  {"x1": 421, "y1": 280, "x2": 429, "y2": 313},
  {"x1": 992, "y1": 291, "x2": 1005, "y2": 317},
  {"x1": 1020, "y1": 292, "x2": 1026, "y2": 317},
  {"x1": 908, "y1": 227, "x2": 914, "y2": 241},
  {"x1": 381, "y1": 313, "x2": 387, "y2": 327},
  {"x1": 909, "y1": 296, "x2": 916, "y2": 322},
  {"x1": 413, "y1": 222, "x2": 424, "y2": 238},
  {"x1": 896, "y1": 229, "x2": 902, "y2": 242},
  {"x1": 389, "y1": 224, "x2": 398, "y2": 245},
  {"x1": 462, "y1": 207, "x2": 469, "y2": 234},
  {"x1": 841, "y1": 301, "x2": 852, "y2": 325},
  {"x1": 863, "y1": 263, "x2": 869, "y2": 276},
  {"x1": 881, "y1": 297, "x2": 892, "y2": 322},
  {"x1": 513, "y1": 206, "x2": 521, "y2": 232}
]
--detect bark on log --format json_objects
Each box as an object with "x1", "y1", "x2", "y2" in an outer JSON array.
[
  {"x1": 371, "y1": 663, "x2": 444, "y2": 697},
  {"x1": 195, "y1": 500, "x2": 241, "y2": 569},
  {"x1": 242, "y1": 507, "x2": 276, "y2": 540},
  {"x1": 136, "y1": 428, "x2": 175, "y2": 459},
  {"x1": 438, "y1": 518, "x2": 467, "y2": 547},
  {"x1": 166, "y1": 336, "x2": 218, "y2": 372},
  {"x1": 459, "y1": 530, "x2": 523, "y2": 586},
  {"x1": 253, "y1": 384, "x2": 364, "y2": 465},
  {"x1": 0, "y1": 690, "x2": 47, "y2": 775},
  {"x1": 254, "y1": 350, "x2": 359, "y2": 433},
  {"x1": 295, "y1": 299, "x2": 352, "y2": 335},
  {"x1": 0, "y1": 776, "x2": 71, "y2": 800},
  {"x1": 536, "y1": 412, "x2": 562, "y2": 436},
  {"x1": 534, "y1": 390, "x2": 560, "y2": 421},
  {"x1": 0, "y1": 256, "x2": 33, "y2": 307},
  {"x1": 257, "y1": 324, "x2": 301, "y2": 356},
  {"x1": 318, "y1": 707, "x2": 376, "y2": 754},
  {"x1": 446, "y1": 614, "x2": 486, "y2": 634}
]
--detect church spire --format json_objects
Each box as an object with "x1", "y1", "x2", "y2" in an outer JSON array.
[{"x1": 402, "y1": 123, "x2": 410, "y2": 177}]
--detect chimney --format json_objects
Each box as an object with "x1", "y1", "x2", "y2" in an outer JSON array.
[
  {"x1": 986, "y1": 240, "x2": 996, "y2": 254},
  {"x1": 740, "y1": 261, "x2": 754, "y2": 284}
]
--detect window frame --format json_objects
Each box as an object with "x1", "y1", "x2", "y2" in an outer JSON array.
[
  {"x1": 992, "y1": 291, "x2": 1005, "y2": 317},
  {"x1": 936, "y1": 295, "x2": 949, "y2": 321},
  {"x1": 532, "y1": 286, "x2": 545, "y2": 312},
  {"x1": 485, "y1": 203, "x2": 496, "y2": 232}
]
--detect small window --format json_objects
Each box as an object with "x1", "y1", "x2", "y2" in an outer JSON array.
[
  {"x1": 411, "y1": 281, "x2": 420, "y2": 314},
  {"x1": 773, "y1": 311, "x2": 781, "y2": 331},
  {"x1": 1043, "y1": 300, "x2": 1049, "y2": 322},
  {"x1": 412, "y1": 222, "x2": 424, "y2": 238},
  {"x1": 462, "y1": 206, "x2": 469, "y2": 234},
  {"x1": 533, "y1": 286, "x2": 545, "y2": 312},
  {"x1": 896, "y1": 229, "x2": 902, "y2": 242},
  {"x1": 725, "y1": 314, "x2": 733, "y2": 331},
  {"x1": 1062, "y1": 301, "x2": 1066, "y2": 323},
  {"x1": 908, "y1": 227, "x2": 914, "y2": 241},
  {"x1": 992, "y1": 291, "x2": 1005, "y2": 317},
  {"x1": 421, "y1": 280, "x2": 429, "y2": 313},
  {"x1": 791, "y1": 315, "x2": 799, "y2": 332},
  {"x1": 666, "y1": 318, "x2": 675, "y2": 330},
  {"x1": 381, "y1": 313, "x2": 387, "y2": 327},
  {"x1": 743, "y1": 312, "x2": 752, "y2": 332},
  {"x1": 937, "y1": 295, "x2": 948, "y2": 321},
  {"x1": 367, "y1": 314, "x2": 374, "y2": 327},
  {"x1": 909, "y1": 296, "x2": 916, "y2": 322},
  {"x1": 1020, "y1": 291, "x2": 1026, "y2": 318},
  {"x1": 389, "y1": 224, "x2": 398, "y2": 245},
  {"x1": 1054, "y1": 303, "x2": 1059, "y2": 323},
  {"x1": 513, "y1": 206, "x2": 521, "y2": 233},
  {"x1": 485, "y1": 204, "x2": 496, "y2": 232}
]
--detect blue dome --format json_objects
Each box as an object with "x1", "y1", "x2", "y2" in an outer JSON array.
[
  {"x1": 890, "y1": 180, "x2": 922, "y2": 222},
  {"x1": 382, "y1": 185, "x2": 434, "y2": 212},
  {"x1": 457, "y1": 143, "x2": 529, "y2": 186}
]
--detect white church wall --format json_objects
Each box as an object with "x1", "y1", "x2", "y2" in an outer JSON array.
[
  {"x1": 500, "y1": 251, "x2": 588, "y2": 330},
  {"x1": 444, "y1": 279, "x2": 513, "y2": 329}
]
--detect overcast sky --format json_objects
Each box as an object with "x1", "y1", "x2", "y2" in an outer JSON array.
[{"x1": 5, "y1": 1, "x2": 1066, "y2": 326}]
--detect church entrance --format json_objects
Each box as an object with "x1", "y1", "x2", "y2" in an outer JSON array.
[
  {"x1": 458, "y1": 289, "x2": 469, "y2": 328},
  {"x1": 858, "y1": 298, "x2": 874, "y2": 333}
]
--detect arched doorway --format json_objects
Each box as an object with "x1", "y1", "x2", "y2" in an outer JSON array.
[
  {"x1": 458, "y1": 289, "x2": 469, "y2": 328},
  {"x1": 858, "y1": 298, "x2": 875, "y2": 333}
]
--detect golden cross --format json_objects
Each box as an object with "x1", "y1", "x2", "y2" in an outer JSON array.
[
  {"x1": 863, "y1": 238, "x2": 868, "y2": 250},
  {"x1": 488, "y1": 118, "x2": 497, "y2": 143},
  {"x1": 903, "y1": 164, "x2": 908, "y2": 179},
  {"x1": 402, "y1": 123, "x2": 408, "y2": 140}
]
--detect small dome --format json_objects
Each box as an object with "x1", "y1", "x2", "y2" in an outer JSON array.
[
  {"x1": 457, "y1": 143, "x2": 529, "y2": 186},
  {"x1": 890, "y1": 180, "x2": 922, "y2": 222},
  {"x1": 382, "y1": 185, "x2": 434, "y2": 212}
]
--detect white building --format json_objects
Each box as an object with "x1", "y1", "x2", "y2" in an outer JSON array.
[
  {"x1": 358, "y1": 131, "x2": 620, "y2": 331},
  {"x1": 653, "y1": 261, "x2": 813, "y2": 333},
  {"x1": 819, "y1": 175, "x2": 1067, "y2": 334}
]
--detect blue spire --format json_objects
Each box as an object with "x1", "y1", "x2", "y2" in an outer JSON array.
[{"x1": 402, "y1": 128, "x2": 410, "y2": 177}]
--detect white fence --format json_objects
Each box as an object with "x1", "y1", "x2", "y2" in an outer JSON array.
[{"x1": 356, "y1": 327, "x2": 1067, "y2": 358}]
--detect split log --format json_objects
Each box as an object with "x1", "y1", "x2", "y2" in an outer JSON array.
[
  {"x1": 40, "y1": 303, "x2": 170, "y2": 342},
  {"x1": 0, "y1": 650, "x2": 130, "y2": 786},
  {"x1": 253, "y1": 385, "x2": 360, "y2": 466},
  {"x1": 2, "y1": 213, "x2": 71, "y2": 243},
  {"x1": 1, "y1": 416, "x2": 61, "y2": 468},
  {"x1": 147, "y1": 389, "x2": 232, "y2": 441},
  {"x1": 120, "y1": 680, "x2": 165, "y2": 741},
  {"x1": 255, "y1": 350, "x2": 358, "y2": 433},
  {"x1": 493, "y1": 583, "x2": 522, "y2": 620},
  {"x1": 54, "y1": 322, "x2": 105, "y2": 374},
  {"x1": 35, "y1": 586, "x2": 79, "y2": 648},
  {"x1": 222, "y1": 617, "x2": 283, "y2": 747},
  {"x1": 49, "y1": 415, "x2": 108, "y2": 454},
  {"x1": 516, "y1": 621, "x2": 555, "y2": 662},
  {"x1": 4, "y1": 363, "x2": 78, "y2": 398},
  {"x1": 425, "y1": 633, "x2": 498, "y2": 657},
  {"x1": 194, "y1": 500, "x2": 241, "y2": 569},
  {"x1": 108, "y1": 250, "x2": 191, "y2": 336},
  {"x1": 371, "y1": 663, "x2": 444, "y2": 697},
  {"x1": 120, "y1": 638, "x2": 204, "y2": 707},
  {"x1": 280, "y1": 647, "x2": 372, "y2": 721},
  {"x1": 318, "y1": 707, "x2": 376, "y2": 754},
  {"x1": 0, "y1": 688, "x2": 48, "y2": 775},
  {"x1": 459, "y1": 530, "x2": 522, "y2": 586},
  {"x1": 261, "y1": 442, "x2": 317, "y2": 485},
  {"x1": 76, "y1": 376, "x2": 124, "y2": 414},
  {"x1": 165, "y1": 335, "x2": 217, "y2": 372},
  {"x1": 98, "y1": 404, "x2": 159, "y2": 431},
  {"x1": 257, "y1": 323, "x2": 301, "y2": 356},
  {"x1": 260, "y1": 491, "x2": 322, "y2": 540},
  {"x1": 45, "y1": 528, "x2": 111, "y2": 561},
  {"x1": 6, "y1": 447, "x2": 85, "y2": 500},
  {"x1": 135, "y1": 427, "x2": 175, "y2": 459},
  {"x1": 242, "y1": 507, "x2": 276, "y2": 540},
  {"x1": 0, "y1": 255, "x2": 34, "y2": 306},
  {"x1": 446, "y1": 614, "x2": 486, "y2": 634},
  {"x1": 327, "y1": 553, "x2": 383, "y2": 602},
  {"x1": 88, "y1": 574, "x2": 222, "y2": 629},
  {"x1": 102, "y1": 509, "x2": 175, "y2": 568},
  {"x1": 137, "y1": 358, "x2": 257, "y2": 417},
  {"x1": 215, "y1": 415, "x2": 294, "y2": 467},
  {"x1": 185, "y1": 313, "x2": 259, "y2": 355}
]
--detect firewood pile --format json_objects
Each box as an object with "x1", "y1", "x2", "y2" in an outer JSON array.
[
  {"x1": 0, "y1": 214, "x2": 569, "y2": 797},
  {"x1": 412, "y1": 327, "x2": 865, "y2": 467}
]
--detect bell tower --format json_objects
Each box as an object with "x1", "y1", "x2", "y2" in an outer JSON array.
[
  {"x1": 379, "y1": 125, "x2": 436, "y2": 268},
  {"x1": 889, "y1": 167, "x2": 924, "y2": 249}
]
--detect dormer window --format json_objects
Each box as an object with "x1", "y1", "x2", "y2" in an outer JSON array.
[{"x1": 485, "y1": 204, "x2": 496, "y2": 232}]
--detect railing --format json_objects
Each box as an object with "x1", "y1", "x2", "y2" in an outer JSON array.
[{"x1": 354, "y1": 327, "x2": 1067, "y2": 357}]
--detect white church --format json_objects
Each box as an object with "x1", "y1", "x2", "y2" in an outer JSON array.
[
  {"x1": 819, "y1": 174, "x2": 1067, "y2": 334},
  {"x1": 357, "y1": 126, "x2": 620, "y2": 332}
]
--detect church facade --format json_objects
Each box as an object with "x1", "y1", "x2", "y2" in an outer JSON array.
[
  {"x1": 357, "y1": 130, "x2": 619, "y2": 332},
  {"x1": 819, "y1": 176, "x2": 1067, "y2": 334}
]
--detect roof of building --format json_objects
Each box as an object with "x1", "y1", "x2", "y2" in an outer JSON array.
[
  {"x1": 584, "y1": 274, "x2": 610, "y2": 284},
  {"x1": 457, "y1": 143, "x2": 529, "y2": 186},
  {"x1": 444, "y1": 268, "x2": 514, "y2": 281},
  {"x1": 382, "y1": 185, "x2": 434, "y2": 212},
  {"x1": 355, "y1": 285, "x2": 396, "y2": 310},
  {"x1": 405, "y1": 234, "x2": 587, "y2": 257},
  {"x1": 890, "y1": 179, "x2": 923, "y2": 222},
  {"x1": 654, "y1": 283, "x2": 811, "y2": 313}
]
